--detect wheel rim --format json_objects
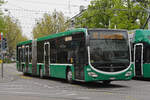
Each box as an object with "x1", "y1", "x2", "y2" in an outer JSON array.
[{"x1": 67, "y1": 70, "x2": 72, "y2": 81}]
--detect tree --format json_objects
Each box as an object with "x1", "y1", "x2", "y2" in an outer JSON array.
[
  {"x1": 75, "y1": 0, "x2": 149, "y2": 30},
  {"x1": 0, "y1": 1, "x2": 27, "y2": 59},
  {"x1": 33, "y1": 10, "x2": 68, "y2": 39},
  {"x1": 3, "y1": 16, "x2": 28, "y2": 58},
  {"x1": 0, "y1": 0, "x2": 28, "y2": 58},
  {"x1": 75, "y1": 0, "x2": 115, "y2": 28},
  {"x1": 0, "y1": 0, "x2": 5, "y2": 32}
]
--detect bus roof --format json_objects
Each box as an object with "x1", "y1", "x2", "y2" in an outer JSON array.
[
  {"x1": 134, "y1": 29, "x2": 150, "y2": 44},
  {"x1": 88, "y1": 28, "x2": 127, "y2": 32},
  {"x1": 17, "y1": 28, "x2": 128, "y2": 46},
  {"x1": 16, "y1": 28, "x2": 86, "y2": 46},
  {"x1": 37, "y1": 28, "x2": 87, "y2": 42},
  {"x1": 17, "y1": 40, "x2": 32, "y2": 46}
]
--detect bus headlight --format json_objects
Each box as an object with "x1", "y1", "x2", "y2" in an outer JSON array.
[
  {"x1": 88, "y1": 72, "x2": 98, "y2": 77},
  {"x1": 125, "y1": 71, "x2": 132, "y2": 77}
]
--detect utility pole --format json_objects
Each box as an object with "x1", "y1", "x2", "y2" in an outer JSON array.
[{"x1": 1, "y1": 32, "x2": 3, "y2": 79}]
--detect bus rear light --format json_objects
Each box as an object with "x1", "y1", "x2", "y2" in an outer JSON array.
[
  {"x1": 88, "y1": 72, "x2": 98, "y2": 77},
  {"x1": 125, "y1": 71, "x2": 132, "y2": 77}
]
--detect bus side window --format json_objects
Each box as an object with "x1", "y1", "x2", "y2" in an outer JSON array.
[
  {"x1": 131, "y1": 43, "x2": 134, "y2": 62},
  {"x1": 29, "y1": 45, "x2": 32, "y2": 63},
  {"x1": 50, "y1": 40, "x2": 57, "y2": 63},
  {"x1": 68, "y1": 50, "x2": 74, "y2": 63},
  {"x1": 17, "y1": 46, "x2": 21, "y2": 62},
  {"x1": 37, "y1": 41, "x2": 44, "y2": 63},
  {"x1": 23, "y1": 47, "x2": 25, "y2": 62},
  {"x1": 56, "y1": 38, "x2": 68, "y2": 64},
  {"x1": 144, "y1": 46, "x2": 150, "y2": 63},
  {"x1": 78, "y1": 40, "x2": 87, "y2": 64},
  {"x1": 72, "y1": 32, "x2": 87, "y2": 64}
]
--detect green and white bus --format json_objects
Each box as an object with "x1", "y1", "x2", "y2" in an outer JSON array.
[
  {"x1": 131, "y1": 29, "x2": 150, "y2": 78},
  {"x1": 16, "y1": 28, "x2": 133, "y2": 84}
]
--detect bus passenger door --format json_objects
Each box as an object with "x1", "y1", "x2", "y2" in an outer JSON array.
[
  {"x1": 18, "y1": 47, "x2": 22, "y2": 71},
  {"x1": 74, "y1": 47, "x2": 86, "y2": 80},
  {"x1": 32, "y1": 40, "x2": 37, "y2": 75},
  {"x1": 134, "y1": 43, "x2": 143, "y2": 77},
  {"x1": 25, "y1": 46, "x2": 29, "y2": 72},
  {"x1": 44, "y1": 42, "x2": 50, "y2": 76}
]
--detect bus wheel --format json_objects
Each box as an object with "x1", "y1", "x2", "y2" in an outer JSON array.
[
  {"x1": 102, "y1": 80, "x2": 111, "y2": 85},
  {"x1": 40, "y1": 69, "x2": 43, "y2": 78},
  {"x1": 67, "y1": 69, "x2": 74, "y2": 84}
]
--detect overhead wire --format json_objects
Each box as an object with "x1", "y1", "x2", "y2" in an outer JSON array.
[{"x1": 1, "y1": 0, "x2": 90, "y2": 38}]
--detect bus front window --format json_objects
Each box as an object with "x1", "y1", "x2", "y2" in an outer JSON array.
[{"x1": 88, "y1": 30, "x2": 130, "y2": 72}]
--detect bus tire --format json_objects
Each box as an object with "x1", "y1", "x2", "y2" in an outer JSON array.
[
  {"x1": 40, "y1": 69, "x2": 43, "y2": 78},
  {"x1": 102, "y1": 80, "x2": 111, "y2": 85},
  {"x1": 67, "y1": 68, "x2": 74, "y2": 84}
]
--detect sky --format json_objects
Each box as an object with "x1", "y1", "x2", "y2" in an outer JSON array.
[{"x1": 1, "y1": 0, "x2": 91, "y2": 39}]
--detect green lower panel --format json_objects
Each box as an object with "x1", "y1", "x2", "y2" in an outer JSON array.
[
  {"x1": 50, "y1": 65, "x2": 68, "y2": 79},
  {"x1": 16, "y1": 62, "x2": 32, "y2": 74},
  {"x1": 84, "y1": 64, "x2": 134, "y2": 82},
  {"x1": 37, "y1": 64, "x2": 40, "y2": 75},
  {"x1": 143, "y1": 64, "x2": 150, "y2": 78},
  {"x1": 131, "y1": 64, "x2": 135, "y2": 77},
  {"x1": 28, "y1": 63, "x2": 32, "y2": 73}
]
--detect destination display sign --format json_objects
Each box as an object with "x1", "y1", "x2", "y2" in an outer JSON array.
[
  {"x1": 92, "y1": 32, "x2": 124, "y2": 40},
  {"x1": 65, "y1": 36, "x2": 72, "y2": 41}
]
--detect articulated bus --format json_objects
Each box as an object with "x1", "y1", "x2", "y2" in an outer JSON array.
[
  {"x1": 131, "y1": 29, "x2": 150, "y2": 78},
  {"x1": 16, "y1": 28, "x2": 133, "y2": 84}
]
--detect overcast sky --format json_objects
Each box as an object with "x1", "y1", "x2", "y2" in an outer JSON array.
[{"x1": 1, "y1": 0, "x2": 91, "y2": 39}]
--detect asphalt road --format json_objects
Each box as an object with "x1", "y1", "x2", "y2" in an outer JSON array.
[{"x1": 0, "y1": 63, "x2": 149, "y2": 100}]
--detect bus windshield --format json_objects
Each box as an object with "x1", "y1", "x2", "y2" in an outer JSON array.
[{"x1": 88, "y1": 29, "x2": 130, "y2": 72}]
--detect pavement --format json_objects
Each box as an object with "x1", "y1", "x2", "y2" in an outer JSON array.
[
  {"x1": 0, "y1": 63, "x2": 19, "y2": 83},
  {"x1": 1, "y1": 63, "x2": 150, "y2": 100}
]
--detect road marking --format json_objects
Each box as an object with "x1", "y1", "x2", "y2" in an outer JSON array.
[
  {"x1": 2, "y1": 87, "x2": 24, "y2": 90},
  {"x1": 0, "y1": 90, "x2": 50, "y2": 96},
  {"x1": 20, "y1": 75, "x2": 32, "y2": 79},
  {"x1": 66, "y1": 93, "x2": 77, "y2": 96},
  {"x1": 126, "y1": 96, "x2": 137, "y2": 100},
  {"x1": 0, "y1": 90, "x2": 78, "y2": 98},
  {"x1": 103, "y1": 92, "x2": 113, "y2": 95},
  {"x1": 0, "y1": 84, "x2": 24, "y2": 87},
  {"x1": 30, "y1": 82, "x2": 54, "y2": 89},
  {"x1": 135, "y1": 84, "x2": 150, "y2": 88},
  {"x1": 76, "y1": 97, "x2": 90, "y2": 100}
]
